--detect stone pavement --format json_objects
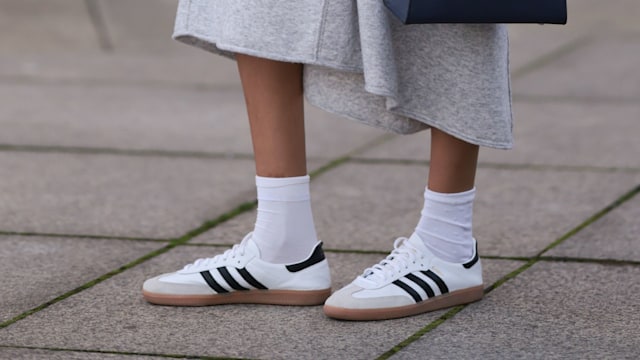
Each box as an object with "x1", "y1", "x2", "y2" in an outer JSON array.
[{"x1": 1, "y1": 0, "x2": 639, "y2": 359}]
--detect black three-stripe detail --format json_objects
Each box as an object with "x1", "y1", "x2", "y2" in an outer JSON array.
[
  {"x1": 405, "y1": 273, "x2": 435, "y2": 298},
  {"x1": 392, "y1": 280, "x2": 422, "y2": 303},
  {"x1": 463, "y1": 243, "x2": 479, "y2": 269},
  {"x1": 422, "y1": 270, "x2": 449, "y2": 294},
  {"x1": 237, "y1": 268, "x2": 268, "y2": 290},
  {"x1": 218, "y1": 267, "x2": 249, "y2": 291},
  {"x1": 286, "y1": 243, "x2": 326, "y2": 273},
  {"x1": 200, "y1": 270, "x2": 229, "y2": 293}
]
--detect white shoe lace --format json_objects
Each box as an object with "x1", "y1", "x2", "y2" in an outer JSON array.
[
  {"x1": 360, "y1": 237, "x2": 424, "y2": 284},
  {"x1": 182, "y1": 232, "x2": 252, "y2": 271}
]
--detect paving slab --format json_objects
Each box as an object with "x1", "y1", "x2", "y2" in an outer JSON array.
[
  {"x1": 0, "y1": 244, "x2": 522, "y2": 359},
  {"x1": 0, "y1": 52, "x2": 241, "y2": 89},
  {"x1": 514, "y1": 35, "x2": 640, "y2": 99},
  {"x1": 0, "y1": 235, "x2": 161, "y2": 324},
  {"x1": 393, "y1": 261, "x2": 640, "y2": 359},
  {"x1": 0, "y1": 0, "x2": 101, "y2": 54},
  {"x1": 190, "y1": 163, "x2": 640, "y2": 257},
  {"x1": 355, "y1": 132, "x2": 431, "y2": 162},
  {"x1": 547, "y1": 192, "x2": 640, "y2": 262},
  {"x1": 96, "y1": 0, "x2": 183, "y2": 54},
  {"x1": 562, "y1": 0, "x2": 640, "y2": 35},
  {"x1": 0, "y1": 347, "x2": 165, "y2": 360},
  {"x1": 474, "y1": 170, "x2": 640, "y2": 257},
  {"x1": 359, "y1": 102, "x2": 640, "y2": 169},
  {"x1": 0, "y1": 83, "x2": 380, "y2": 159},
  {"x1": 0, "y1": 83, "x2": 251, "y2": 154},
  {"x1": 509, "y1": 0, "x2": 640, "y2": 74},
  {"x1": 0, "y1": 152, "x2": 256, "y2": 238},
  {"x1": 482, "y1": 102, "x2": 640, "y2": 168},
  {"x1": 507, "y1": 24, "x2": 586, "y2": 75}
]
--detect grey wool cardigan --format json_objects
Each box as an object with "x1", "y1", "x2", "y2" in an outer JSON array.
[{"x1": 174, "y1": 0, "x2": 513, "y2": 149}]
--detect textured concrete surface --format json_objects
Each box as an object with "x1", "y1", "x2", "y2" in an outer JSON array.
[
  {"x1": 0, "y1": 235, "x2": 162, "y2": 323},
  {"x1": 0, "y1": 52, "x2": 240, "y2": 87},
  {"x1": 359, "y1": 101, "x2": 640, "y2": 169},
  {"x1": 0, "y1": 244, "x2": 522, "y2": 359},
  {"x1": 473, "y1": 169, "x2": 640, "y2": 257},
  {"x1": 1, "y1": 0, "x2": 639, "y2": 359},
  {"x1": 194, "y1": 163, "x2": 640, "y2": 258},
  {"x1": 482, "y1": 102, "x2": 640, "y2": 168},
  {"x1": 515, "y1": 36, "x2": 640, "y2": 99},
  {"x1": 0, "y1": 84, "x2": 380, "y2": 159},
  {"x1": 332, "y1": 164, "x2": 640, "y2": 257},
  {"x1": 394, "y1": 262, "x2": 640, "y2": 359},
  {"x1": 547, "y1": 194, "x2": 640, "y2": 261},
  {"x1": 0, "y1": 348, "x2": 165, "y2": 360},
  {"x1": 0, "y1": 153, "x2": 256, "y2": 238},
  {"x1": 0, "y1": 0, "x2": 100, "y2": 53}
]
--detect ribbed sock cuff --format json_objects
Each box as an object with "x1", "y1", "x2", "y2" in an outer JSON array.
[{"x1": 255, "y1": 175, "x2": 311, "y2": 202}]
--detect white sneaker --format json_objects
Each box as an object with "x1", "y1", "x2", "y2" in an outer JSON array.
[
  {"x1": 143, "y1": 233, "x2": 331, "y2": 306},
  {"x1": 323, "y1": 233, "x2": 483, "y2": 320}
]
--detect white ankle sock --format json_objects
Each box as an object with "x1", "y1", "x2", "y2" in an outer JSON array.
[
  {"x1": 252, "y1": 175, "x2": 319, "y2": 264},
  {"x1": 414, "y1": 187, "x2": 476, "y2": 263}
]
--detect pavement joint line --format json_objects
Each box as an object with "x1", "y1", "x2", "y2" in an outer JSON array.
[
  {"x1": 513, "y1": 93, "x2": 640, "y2": 105},
  {"x1": 0, "y1": 201, "x2": 257, "y2": 331},
  {"x1": 0, "y1": 143, "x2": 347, "y2": 165},
  {"x1": 0, "y1": 74, "x2": 243, "y2": 92},
  {"x1": 0, "y1": 135, "x2": 389, "y2": 330},
  {"x1": 376, "y1": 182, "x2": 640, "y2": 359},
  {"x1": 0, "y1": 144, "x2": 255, "y2": 161},
  {"x1": 536, "y1": 183, "x2": 640, "y2": 257},
  {"x1": 182, "y1": 245, "x2": 640, "y2": 265},
  {"x1": 179, "y1": 134, "x2": 394, "y2": 246},
  {"x1": 84, "y1": 0, "x2": 114, "y2": 52},
  {"x1": 309, "y1": 247, "x2": 390, "y2": 256},
  {"x1": 375, "y1": 258, "x2": 537, "y2": 360},
  {"x1": 376, "y1": 305, "x2": 467, "y2": 360},
  {"x1": 0, "y1": 344, "x2": 252, "y2": 360},
  {"x1": 511, "y1": 34, "x2": 594, "y2": 79},
  {"x1": 0, "y1": 230, "x2": 169, "y2": 242},
  {"x1": 349, "y1": 157, "x2": 640, "y2": 174},
  {"x1": 482, "y1": 254, "x2": 640, "y2": 267},
  {"x1": 3, "y1": 142, "x2": 639, "y2": 174},
  {"x1": 538, "y1": 256, "x2": 640, "y2": 267},
  {"x1": 479, "y1": 254, "x2": 532, "y2": 262},
  {"x1": 181, "y1": 242, "x2": 236, "y2": 248},
  {"x1": 181, "y1": 242, "x2": 391, "y2": 256},
  {"x1": 183, "y1": 245, "x2": 640, "y2": 266}
]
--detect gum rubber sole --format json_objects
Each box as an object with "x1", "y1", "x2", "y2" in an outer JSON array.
[
  {"x1": 143, "y1": 288, "x2": 332, "y2": 306},
  {"x1": 323, "y1": 285, "x2": 484, "y2": 321}
]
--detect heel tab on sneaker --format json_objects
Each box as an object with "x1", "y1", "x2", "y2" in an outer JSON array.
[
  {"x1": 286, "y1": 242, "x2": 326, "y2": 273},
  {"x1": 462, "y1": 241, "x2": 479, "y2": 269}
]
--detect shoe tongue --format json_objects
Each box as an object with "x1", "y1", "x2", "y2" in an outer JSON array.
[
  {"x1": 406, "y1": 233, "x2": 432, "y2": 255},
  {"x1": 244, "y1": 235, "x2": 261, "y2": 258}
]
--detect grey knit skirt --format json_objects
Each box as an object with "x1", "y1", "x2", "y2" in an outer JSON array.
[{"x1": 174, "y1": 0, "x2": 513, "y2": 149}]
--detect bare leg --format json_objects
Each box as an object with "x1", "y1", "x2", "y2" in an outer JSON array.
[
  {"x1": 236, "y1": 54, "x2": 306, "y2": 177},
  {"x1": 428, "y1": 128, "x2": 479, "y2": 192},
  {"x1": 235, "y1": 54, "x2": 319, "y2": 264}
]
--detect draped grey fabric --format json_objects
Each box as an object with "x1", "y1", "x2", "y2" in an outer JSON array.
[{"x1": 174, "y1": 0, "x2": 513, "y2": 149}]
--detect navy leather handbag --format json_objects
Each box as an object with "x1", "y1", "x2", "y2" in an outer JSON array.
[{"x1": 383, "y1": 0, "x2": 567, "y2": 24}]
